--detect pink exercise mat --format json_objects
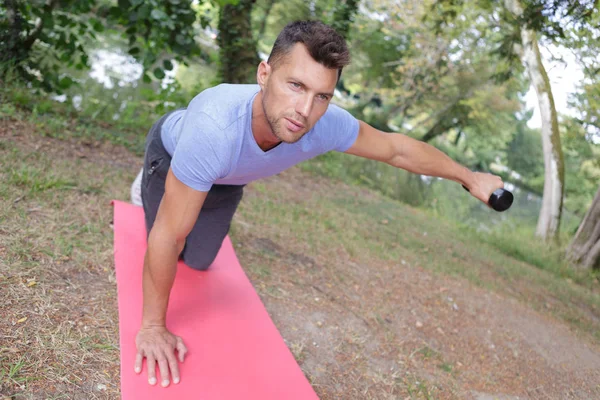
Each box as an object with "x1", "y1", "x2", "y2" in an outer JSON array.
[{"x1": 112, "y1": 200, "x2": 319, "y2": 399}]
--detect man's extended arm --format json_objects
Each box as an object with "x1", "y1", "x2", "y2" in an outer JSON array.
[
  {"x1": 135, "y1": 168, "x2": 207, "y2": 387},
  {"x1": 344, "y1": 121, "x2": 504, "y2": 203}
]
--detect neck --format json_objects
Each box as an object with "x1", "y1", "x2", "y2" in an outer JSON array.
[{"x1": 252, "y1": 91, "x2": 282, "y2": 152}]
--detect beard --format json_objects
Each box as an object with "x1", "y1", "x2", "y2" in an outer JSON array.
[{"x1": 262, "y1": 96, "x2": 308, "y2": 144}]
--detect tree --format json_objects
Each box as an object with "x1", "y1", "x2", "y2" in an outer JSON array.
[
  {"x1": 217, "y1": 0, "x2": 260, "y2": 84},
  {"x1": 502, "y1": 0, "x2": 565, "y2": 241},
  {"x1": 567, "y1": 185, "x2": 600, "y2": 270}
]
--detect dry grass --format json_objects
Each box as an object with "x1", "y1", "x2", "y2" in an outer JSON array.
[{"x1": 1, "y1": 118, "x2": 138, "y2": 398}]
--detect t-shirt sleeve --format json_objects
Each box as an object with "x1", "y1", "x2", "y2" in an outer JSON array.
[
  {"x1": 323, "y1": 104, "x2": 360, "y2": 152},
  {"x1": 170, "y1": 112, "x2": 232, "y2": 192}
]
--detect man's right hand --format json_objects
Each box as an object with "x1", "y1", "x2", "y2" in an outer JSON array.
[{"x1": 134, "y1": 325, "x2": 188, "y2": 387}]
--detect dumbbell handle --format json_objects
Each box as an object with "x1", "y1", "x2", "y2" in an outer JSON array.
[{"x1": 462, "y1": 185, "x2": 514, "y2": 212}]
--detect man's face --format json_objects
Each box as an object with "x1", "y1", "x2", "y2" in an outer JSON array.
[{"x1": 259, "y1": 43, "x2": 338, "y2": 144}]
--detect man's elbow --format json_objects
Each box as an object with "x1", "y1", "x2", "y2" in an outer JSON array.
[
  {"x1": 388, "y1": 153, "x2": 408, "y2": 170},
  {"x1": 386, "y1": 135, "x2": 408, "y2": 168}
]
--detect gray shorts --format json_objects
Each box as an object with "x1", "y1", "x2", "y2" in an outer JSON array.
[{"x1": 141, "y1": 109, "x2": 245, "y2": 271}]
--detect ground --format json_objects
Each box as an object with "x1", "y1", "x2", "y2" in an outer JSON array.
[{"x1": 1, "y1": 114, "x2": 599, "y2": 399}]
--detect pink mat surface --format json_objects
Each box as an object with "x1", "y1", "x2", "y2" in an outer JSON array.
[{"x1": 112, "y1": 200, "x2": 319, "y2": 399}]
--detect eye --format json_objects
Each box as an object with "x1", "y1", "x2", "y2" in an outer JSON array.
[
  {"x1": 317, "y1": 94, "x2": 330, "y2": 101},
  {"x1": 289, "y1": 82, "x2": 301, "y2": 89}
]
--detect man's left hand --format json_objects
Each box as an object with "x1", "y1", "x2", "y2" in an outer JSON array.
[{"x1": 466, "y1": 172, "x2": 504, "y2": 206}]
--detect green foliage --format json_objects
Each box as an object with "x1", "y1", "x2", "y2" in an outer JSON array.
[
  {"x1": 0, "y1": 0, "x2": 205, "y2": 93},
  {"x1": 330, "y1": 0, "x2": 360, "y2": 40},
  {"x1": 0, "y1": 0, "x2": 98, "y2": 92},
  {"x1": 425, "y1": 75, "x2": 522, "y2": 171},
  {"x1": 518, "y1": 0, "x2": 598, "y2": 41},
  {"x1": 506, "y1": 119, "x2": 544, "y2": 188},
  {"x1": 107, "y1": 0, "x2": 203, "y2": 83},
  {"x1": 430, "y1": 0, "x2": 597, "y2": 83},
  {"x1": 561, "y1": 117, "x2": 600, "y2": 215},
  {"x1": 570, "y1": 80, "x2": 600, "y2": 141},
  {"x1": 255, "y1": 0, "x2": 357, "y2": 51}
]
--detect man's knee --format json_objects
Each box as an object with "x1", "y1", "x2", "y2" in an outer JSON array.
[{"x1": 182, "y1": 250, "x2": 218, "y2": 271}]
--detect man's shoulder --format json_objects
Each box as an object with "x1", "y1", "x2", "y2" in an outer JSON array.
[{"x1": 187, "y1": 83, "x2": 259, "y2": 130}]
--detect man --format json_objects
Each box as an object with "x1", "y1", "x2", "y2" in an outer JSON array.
[{"x1": 132, "y1": 20, "x2": 504, "y2": 388}]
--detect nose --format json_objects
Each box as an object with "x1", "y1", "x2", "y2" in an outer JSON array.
[{"x1": 295, "y1": 94, "x2": 312, "y2": 118}]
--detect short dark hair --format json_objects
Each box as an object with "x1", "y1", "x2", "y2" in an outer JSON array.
[{"x1": 268, "y1": 20, "x2": 350, "y2": 81}]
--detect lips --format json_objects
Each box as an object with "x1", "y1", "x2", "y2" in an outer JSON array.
[{"x1": 284, "y1": 118, "x2": 305, "y2": 133}]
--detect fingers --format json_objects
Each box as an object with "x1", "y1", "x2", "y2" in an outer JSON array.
[
  {"x1": 134, "y1": 353, "x2": 143, "y2": 374},
  {"x1": 136, "y1": 329, "x2": 186, "y2": 387},
  {"x1": 138, "y1": 351, "x2": 181, "y2": 387},
  {"x1": 158, "y1": 357, "x2": 170, "y2": 387},
  {"x1": 147, "y1": 355, "x2": 157, "y2": 386},
  {"x1": 176, "y1": 337, "x2": 188, "y2": 363},
  {"x1": 166, "y1": 352, "x2": 180, "y2": 385}
]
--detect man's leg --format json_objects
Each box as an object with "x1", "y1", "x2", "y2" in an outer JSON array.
[{"x1": 179, "y1": 184, "x2": 244, "y2": 270}]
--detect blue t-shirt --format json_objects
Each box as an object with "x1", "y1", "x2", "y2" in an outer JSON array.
[{"x1": 161, "y1": 84, "x2": 360, "y2": 192}]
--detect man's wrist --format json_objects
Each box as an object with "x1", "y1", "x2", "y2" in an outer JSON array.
[
  {"x1": 141, "y1": 311, "x2": 167, "y2": 328},
  {"x1": 141, "y1": 319, "x2": 166, "y2": 329},
  {"x1": 458, "y1": 167, "x2": 476, "y2": 190}
]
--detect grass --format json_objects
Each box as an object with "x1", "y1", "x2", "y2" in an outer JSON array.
[
  {"x1": 0, "y1": 119, "x2": 132, "y2": 398},
  {"x1": 0, "y1": 79, "x2": 149, "y2": 156},
  {"x1": 7, "y1": 165, "x2": 77, "y2": 193},
  {"x1": 0, "y1": 356, "x2": 32, "y2": 386},
  {"x1": 1, "y1": 95, "x2": 599, "y2": 399},
  {"x1": 301, "y1": 154, "x2": 600, "y2": 295}
]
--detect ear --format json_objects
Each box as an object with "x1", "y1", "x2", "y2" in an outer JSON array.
[{"x1": 257, "y1": 61, "x2": 271, "y2": 90}]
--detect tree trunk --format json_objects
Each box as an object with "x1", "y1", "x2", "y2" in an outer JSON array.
[
  {"x1": 567, "y1": 186, "x2": 600, "y2": 270},
  {"x1": 504, "y1": 0, "x2": 565, "y2": 241},
  {"x1": 217, "y1": 0, "x2": 259, "y2": 84}
]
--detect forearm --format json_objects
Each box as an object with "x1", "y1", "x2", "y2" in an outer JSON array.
[
  {"x1": 141, "y1": 231, "x2": 183, "y2": 327},
  {"x1": 389, "y1": 135, "x2": 476, "y2": 189}
]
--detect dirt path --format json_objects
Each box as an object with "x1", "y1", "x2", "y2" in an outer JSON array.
[{"x1": 1, "y1": 116, "x2": 599, "y2": 399}]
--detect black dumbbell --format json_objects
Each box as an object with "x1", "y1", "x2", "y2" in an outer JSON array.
[{"x1": 462, "y1": 185, "x2": 514, "y2": 212}]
